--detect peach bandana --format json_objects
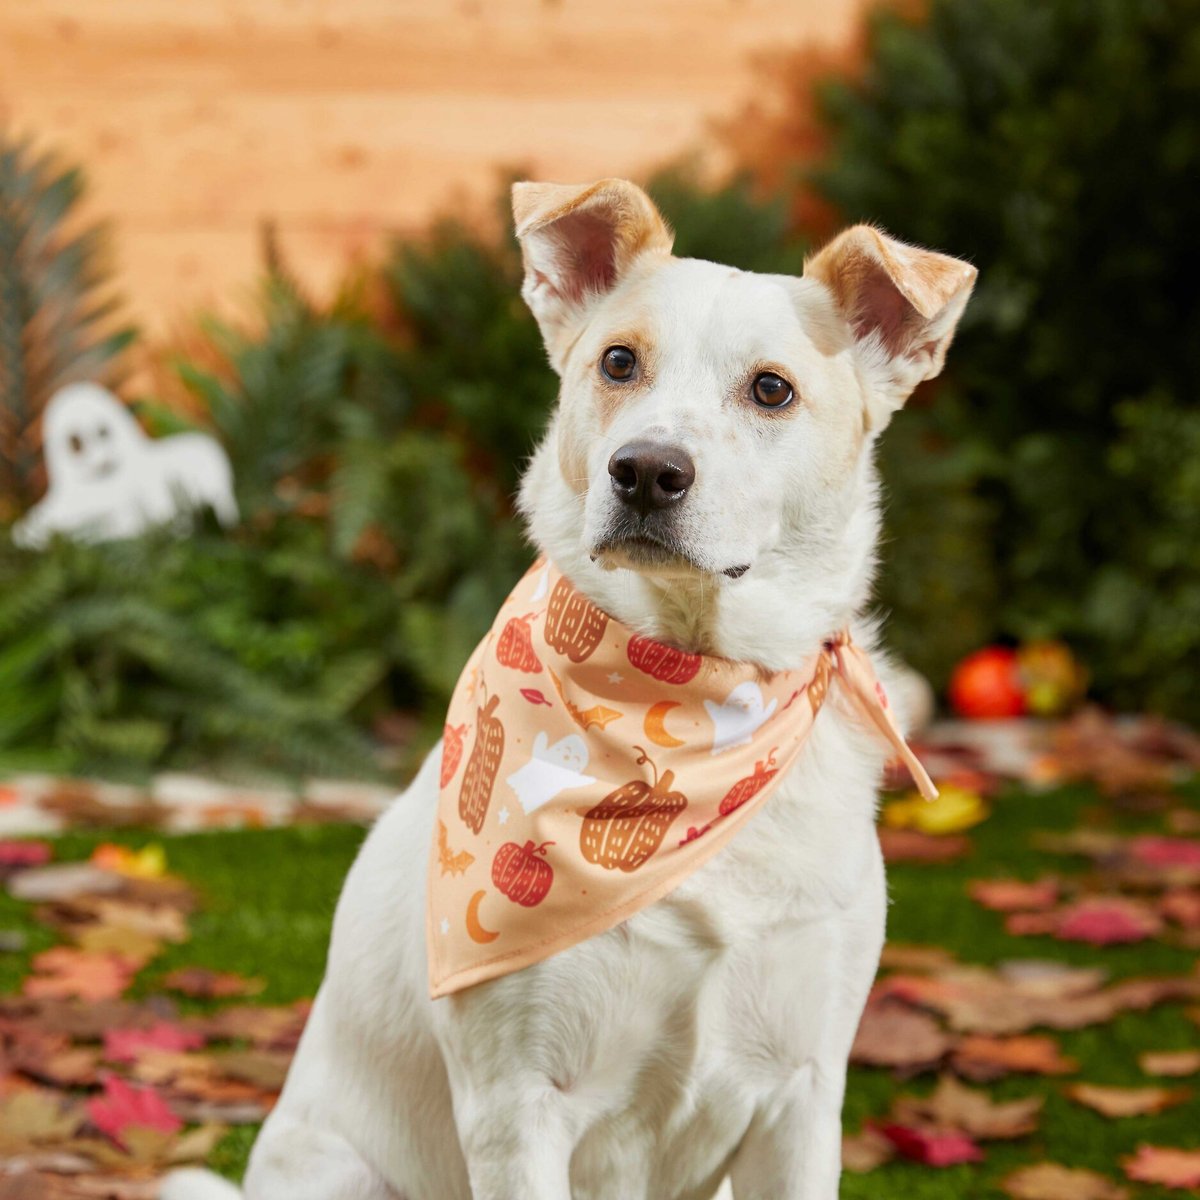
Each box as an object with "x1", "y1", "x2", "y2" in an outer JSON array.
[{"x1": 428, "y1": 560, "x2": 937, "y2": 998}]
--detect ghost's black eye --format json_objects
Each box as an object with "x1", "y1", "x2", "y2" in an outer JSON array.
[
  {"x1": 69, "y1": 433, "x2": 84, "y2": 454},
  {"x1": 96, "y1": 424, "x2": 110, "y2": 440},
  {"x1": 751, "y1": 371, "x2": 794, "y2": 409},
  {"x1": 601, "y1": 346, "x2": 637, "y2": 382}
]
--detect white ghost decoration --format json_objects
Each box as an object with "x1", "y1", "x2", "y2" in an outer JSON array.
[
  {"x1": 507, "y1": 731, "x2": 597, "y2": 815},
  {"x1": 12, "y1": 383, "x2": 238, "y2": 549},
  {"x1": 705, "y1": 681, "x2": 778, "y2": 755}
]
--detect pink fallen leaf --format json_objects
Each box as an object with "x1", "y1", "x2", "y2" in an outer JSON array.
[
  {"x1": 103, "y1": 1021, "x2": 205, "y2": 1064},
  {"x1": 85, "y1": 1073, "x2": 182, "y2": 1149},
  {"x1": 1054, "y1": 899, "x2": 1163, "y2": 945},
  {"x1": 1129, "y1": 837, "x2": 1200, "y2": 869},
  {"x1": 0, "y1": 839, "x2": 52, "y2": 869},
  {"x1": 1122, "y1": 1144, "x2": 1200, "y2": 1190},
  {"x1": 878, "y1": 1122, "x2": 985, "y2": 1166}
]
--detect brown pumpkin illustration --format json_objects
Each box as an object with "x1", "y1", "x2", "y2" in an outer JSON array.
[
  {"x1": 627, "y1": 634, "x2": 702, "y2": 685},
  {"x1": 440, "y1": 722, "x2": 468, "y2": 788},
  {"x1": 580, "y1": 746, "x2": 687, "y2": 873},
  {"x1": 719, "y1": 748, "x2": 779, "y2": 816},
  {"x1": 808, "y1": 654, "x2": 833, "y2": 713},
  {"x1": 496, "y1": 613, "x2": 542, "y2": 673},
  {"x1": 459, "y1": 694, "x2": 504, "y2": 834},
  {"x1": 544, "y1": 577, "x2": 609, "y2": 663},
  {"x1": 492, "y1": 840, "x2": 555, "y2": 907}
]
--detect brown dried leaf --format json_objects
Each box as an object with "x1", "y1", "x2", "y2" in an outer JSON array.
[
  {"x1": 878, "y1": 943, "x2": 959, "y2": 972},
  {"x1": 892, "y1": 1075, "x2": 1043, "y2": 1140},
  {"x1": 1002, "y1": 1163, "x2": 1129, "y2": 1200},
  {"x1": 1065, "y1": 1083, "x2": 1191, "y2": 1118},
  {"x1": 163, "y1": 967, "x2": 264, "y2": 999},
  {"x1": 879, "y1": 828, "x2": 971, "y2": 864},
  {"x1": 1138, "y1": 1049, "x2": 1200, "y2": 1077},
  {"x1": 850, "y1": 1001, "x2": 953, "y2": 1072},
  {"x1": 841, "y1": 1126, "x2": 894, "y2": 1173}
]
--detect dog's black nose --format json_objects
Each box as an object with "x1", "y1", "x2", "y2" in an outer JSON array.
[{"x1": 608, "y1": 441, "x2": 696, "y2": 516}]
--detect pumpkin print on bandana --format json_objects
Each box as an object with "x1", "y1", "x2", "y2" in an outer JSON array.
[{"x1": 427, "y1": 560, "x2": 938, "y2": 999}]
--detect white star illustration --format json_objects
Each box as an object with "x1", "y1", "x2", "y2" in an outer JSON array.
[
  {"x1": 439, "y1": 917, "x2": 450, "y2": 935},
  {"x1": 498, "y1": 806, "x2": 510, "y2": 825},
  {"x1": 607, "y1": 671, "x2": 624, "y2": 684}
]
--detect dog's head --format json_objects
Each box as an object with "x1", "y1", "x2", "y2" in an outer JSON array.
[{"x1": 514, "y1": 178, "x2": 975, "y2": 645}]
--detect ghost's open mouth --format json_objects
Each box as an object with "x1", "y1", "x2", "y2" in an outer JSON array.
[{"x1": 89, "y1": 459, "x2": 119, "y2": 480}]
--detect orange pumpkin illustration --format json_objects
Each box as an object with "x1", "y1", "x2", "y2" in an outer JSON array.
[
  {"x1": 544, "y1": 577, "x2": 609, "y2": 663},
  {"x1": 492, "y1": 840, "x2": 555, "y2": 907},
  {"x1": 719, "y1": 748, "x2": 779, "y2": 816},
  {"x1": 627, "y1": 635, "x2": 702, "y2": 685},
  {"x1": 459, "y1": 695, "x2": 504, "y2": 834},
  {"x1": 580, "y1": 747, "x2": 687, "y2": 873},
  {"x1": 440, "y1": 723, "x2": 468, "y2": 788},
  {"x1": 496, "y1": 613, "x2": 542, "y2": 673},
  {"x1": 808, "y1": 654, "x2": 833, "y2": 713}
]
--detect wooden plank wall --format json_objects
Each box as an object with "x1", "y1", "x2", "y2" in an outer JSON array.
[{"x1": 0, "y1": 0, "x2": 860, "y2": 339}]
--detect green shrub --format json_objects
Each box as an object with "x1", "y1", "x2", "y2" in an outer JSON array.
[{"x1": 802, "y1": 0, "x2": 1200, "y2": 715}]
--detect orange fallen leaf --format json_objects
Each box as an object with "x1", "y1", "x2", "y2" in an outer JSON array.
[
  {"x1": 22, "y1": 948, "x2": 136, "y2": 1003},
  {"x1": 952, "y1": 1035, "x2": 1078, "y2": 1082},
  {"x1": 1122, "y1": 1144, "x2": 1200, "y2": 1189},
  {"x1": 892, "y1": 1075, "x2": 1043, "y2": 1140},
  {"x1": 970, "y1": 878, "x2": 1060, "y2": 912}
]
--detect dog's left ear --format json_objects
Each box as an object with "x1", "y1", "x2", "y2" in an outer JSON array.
[
  {"x1": 513, "y1": 179, "x2": 674, "y2": 371},
  {"x1": 805, "y1": 225, "x2": 977, "y2": 428}
]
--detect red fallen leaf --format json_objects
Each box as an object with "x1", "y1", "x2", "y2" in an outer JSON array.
[
  {"x1": 103, "y1": 1021, "x2": 205, "y2": 1064},
  {"x1": 0, "y1": 840, "x2": 52, "y2": 869},
  {"x1": 878, "y1": 1122, "x2": 985, "y2": 1166},
  {"x1": 85, "y1": 1073, "x2": 182, "y2": 1149},
  {"x1": 1129, "y1": 836, "x2": 1200, "y2": 868},
  {"x1": 519, "y1": 688, "x2": 552, "y2": 706},
  {"x1": 1122, "y1": 1145, "x2": 1200, "y2": 1189},
  {"x1": 23, "y1": 947, "x2": 137, "y2": 1002},
  {"x1": 969, "y1": 878, "x2": 1059, "y2": 912},
  {"x1": 1054, "y1": 898, "x2": 1163, "y2": 945}
]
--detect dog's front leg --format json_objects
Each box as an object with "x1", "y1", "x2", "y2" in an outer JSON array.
[
  {"x1": 728, "y1": 1065, "x2": 845, "y2": 1200},
  {"x1": 453, "y1": 1080, "x2": 575, "y2": 1200}
]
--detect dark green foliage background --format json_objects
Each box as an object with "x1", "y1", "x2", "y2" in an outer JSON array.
[{"x1": 2, "y1": 0, "x2": 1198, "y2": 778}]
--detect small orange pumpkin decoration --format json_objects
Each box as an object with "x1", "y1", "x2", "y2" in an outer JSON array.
[
  {"x1": 719, "y1": 748, "x2": 779, "y2": 816},
  {"x1": 459, "y1": 695, "x2": 504, "y2": 834},
  {"x1": 496, "y1": 613, "x2": 542, "y2": 673},
  {"x1": 580, "y1": 747, "x2": 687, "y2": 873},
  {"x1": 627, "y1": 634, "x2": 702, "y2": 685},
  {"x1": 492, "y1": 840, "x2": 555, "y2": 907},
  {"x1": 544, "y1": 577, "x2": 609, "y2": 663},
  {"x1": 440, "y1": 723, "x2": 468, "y2": 788}
]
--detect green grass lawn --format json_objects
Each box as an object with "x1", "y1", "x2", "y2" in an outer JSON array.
[{"x1": 2, "y1": 778, "x2": 1197, "y2": 1195}]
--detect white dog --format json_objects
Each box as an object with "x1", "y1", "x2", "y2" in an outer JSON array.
[
  {"x1": 13, "y1": 383, "x2": 237, "y2": 547},
  {"x1": 165, "y1": 178, "x2": 974, "y2": 1200}
]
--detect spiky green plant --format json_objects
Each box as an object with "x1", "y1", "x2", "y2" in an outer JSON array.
[{"x1": 0, "y1": 133, "x2": 136, "y2": 518}]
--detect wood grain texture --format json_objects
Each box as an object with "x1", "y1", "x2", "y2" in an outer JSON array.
[{"x1": 0, "y1": 0, "x2": 861, "y2": 337}]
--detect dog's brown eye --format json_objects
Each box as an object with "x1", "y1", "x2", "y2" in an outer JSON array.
[
  {"x1": 601, "y1": 346, "x2": 637, "y2": 382},
  {"x1": 751, "y1": 371, "x2": 793, "y2": 409}
]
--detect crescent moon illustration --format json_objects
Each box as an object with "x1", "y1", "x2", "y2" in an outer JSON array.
[
  {"x1": 465, "y1": 890, "x2": 500, "y2": 944},
  {"x1": 644, "y1": 700, "x2": 686, "y2": 748}
]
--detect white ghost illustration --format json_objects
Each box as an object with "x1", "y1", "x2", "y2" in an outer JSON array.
[
  {"x1": 507, "y1": 731, "x2": 597, "y2": 815},
  {"x1": 705, "y1": 681, "x2": 778, "y2": 755},
  {"x1": 13, "y1": 383, "x2": 238, "y2": 549}
]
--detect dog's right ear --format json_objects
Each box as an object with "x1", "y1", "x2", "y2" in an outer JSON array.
[{"x1": 512, "y1": 179, "x2": 673, "y2": 371}]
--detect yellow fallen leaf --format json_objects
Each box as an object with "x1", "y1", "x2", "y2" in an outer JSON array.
[
  {"x1": 90, "y1": 842, "x2": 167, "y2": 879},
  {"x1": 884, "y1": 784, "x2": 989, "y2": 835}
]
